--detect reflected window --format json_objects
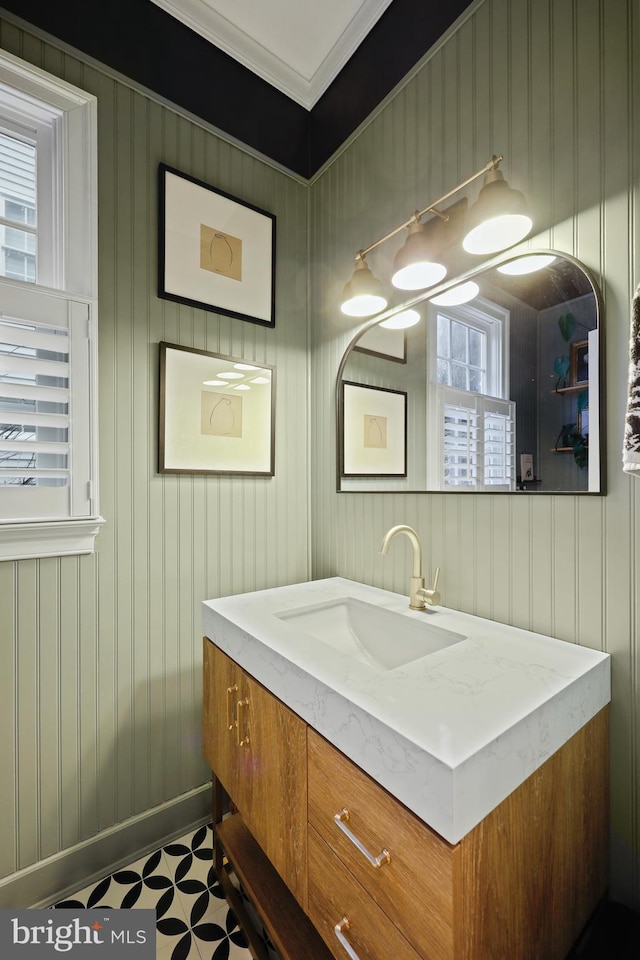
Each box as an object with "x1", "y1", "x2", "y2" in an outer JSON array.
[
  {"x1": 434, "y1": 299, "x2": 508, "y2": 398},
  {"x1": 429, "y1": 299, "x2": 514, "y2": 491}
]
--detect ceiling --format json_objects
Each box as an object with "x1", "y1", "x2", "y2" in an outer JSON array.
[
  {"x1": 149, "y1": 0, "x2": 395, "y2": 108},
  {"x1": 0, "y1": 0, "x2": 476, "y2": 176}
]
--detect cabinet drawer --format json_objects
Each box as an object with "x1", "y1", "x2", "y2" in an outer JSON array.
[
  {"x1": 308, "y1": 728, "x2": 455, "y2": 960},
  {"x1": 308, "y1": 825, "x2": 422, "y2": 960}
]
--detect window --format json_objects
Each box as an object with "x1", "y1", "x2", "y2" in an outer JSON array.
[
  {"x1": 0, "y1": 51, "x2": 101, "y2": 560},
  {"x1": 428, "y1": 298, "x2": 515, "y2": 491},
  {"x1": 0, "y1": 132, "x2": 37, "y2": 283},
  {"x1": 434, "y1": 299, "x2": 507, "y2": 398}
]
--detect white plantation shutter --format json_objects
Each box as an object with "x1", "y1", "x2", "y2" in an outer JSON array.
[
  {"x1": 442, "y1": 399, "x2": 478, "y2": 487},
  {"x1": 482, "y1": 402, "x2": 515, "y2": 487},
  {"x1": 0, "y1": 51, "x2": 100, "y2": 560},
  {"x1": 438, "y1": 386, "x2": 515, "y2": 491},
  {"x1": 0, "y1": 277, "x2": 93, "y2": 522}
]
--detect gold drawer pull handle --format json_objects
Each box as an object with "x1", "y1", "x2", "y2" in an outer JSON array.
[
  {"x1": 236, "y1": 698, "x2": 250, "y2": 747},
  {"x1": 334, "y1": 808, "x2": 391, "y2": 868},
  {"x1": 334, "y1": 917, "x2": 361, "y2": 960},
  {"x1": 226, "y1": 684, "x2": 238, "y2": 731}
]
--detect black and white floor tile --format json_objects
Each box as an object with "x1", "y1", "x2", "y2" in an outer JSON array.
[
  {"x1": 51, "y1": 820, "x2": 640, "y2": 960},
  {"x1": 52, "y1": 823, "x2": 266, "y2": 960}
]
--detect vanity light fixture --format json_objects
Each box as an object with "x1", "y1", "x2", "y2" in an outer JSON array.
[
  {"x1": 462, "y1": 166, "x2": 532, "y2": 255},
  {"x1": 497, "y1": 254, "x2": 556, "y2": 275},
  {"x1": 379, "y1": 309, "x2": 421, "y2": 329},
  {"x1": 340, "y1": 257, "x2": 388, "y2": 317},
  {"x1": 430, "y1": 281, "x2": 480, "y2": 306},
  {"x1": 341, "y1": 155, "x2": 531, "y2": 318},
  {"x1": 391, "y1": 220, "x2": 447, "y2": 291}
]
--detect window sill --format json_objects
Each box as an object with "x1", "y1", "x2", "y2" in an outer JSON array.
[{"x1": 0, "y1": 517, "x2": 105, "y2": 561}]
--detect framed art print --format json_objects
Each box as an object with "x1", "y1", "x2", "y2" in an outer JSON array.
[
  {"x1": 158, "y1": 164, "x2": 276, "y2": 327},
  {"x1": 570, "y1": 339, "x2": 589, "y2": 386},
  {"x1": 353, "y1": 324, "x2": 407, "y2": 362},
  {"x1": 341, "y1": 381, "x2": 407, "y2": 477},
  {"x1": 159, "y1": 342, "x2": 275, "y2": 475}
]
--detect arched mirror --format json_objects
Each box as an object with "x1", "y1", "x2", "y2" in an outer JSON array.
[{"x1": 337, "y1": 251, "x2": 604, "y2": 494}]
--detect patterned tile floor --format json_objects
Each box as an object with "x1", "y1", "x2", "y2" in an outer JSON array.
[
  {"x1": 50, "y1": 820, "x2": 640, "y2": 960},
  {"x1": 52, "y1": 823, "x2": 259, "y2": 960}
]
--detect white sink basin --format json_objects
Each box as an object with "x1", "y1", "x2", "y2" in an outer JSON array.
[{"x1": 275, "y1": 597, "x2": 466, "y2": 670}]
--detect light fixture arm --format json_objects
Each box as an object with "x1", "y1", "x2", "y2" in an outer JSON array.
[{"x1": 352, "y1": 154, "x2": 504, "y2": 263}]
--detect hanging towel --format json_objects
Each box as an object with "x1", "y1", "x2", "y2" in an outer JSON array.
[{"x1": 623, "y1": 284, "x2": 640, "y2": 475}]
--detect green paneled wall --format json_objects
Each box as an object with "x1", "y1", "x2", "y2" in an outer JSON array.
[
  {"x1": 2, "y1": 0, "x2": 640, "y2": 915},
  {"x1": 310, "y1": 0, "x2": 640, "y2": 907},
  {"x1": 0, "y1": 15, "x2": 309, "y2": 903}
]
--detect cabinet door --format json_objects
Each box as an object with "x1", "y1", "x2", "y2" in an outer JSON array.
[
  {"x1": 203, "y1": 639, "x2": 308, "y2": 909},
  {"x1": 203, "y1": 638, "x2": 240, "y2": 801},
  {"x1": 235, "y1": 669, "x2": 308, "y2": 909}
]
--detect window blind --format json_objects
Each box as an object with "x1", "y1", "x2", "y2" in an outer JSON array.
[{"x1": 438, "y1": 386, "x2": 515, "y2": 491}]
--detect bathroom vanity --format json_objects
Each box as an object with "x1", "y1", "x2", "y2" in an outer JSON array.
[{"x1": 202, "y1": 578, "x2": 610, "y2": 960}]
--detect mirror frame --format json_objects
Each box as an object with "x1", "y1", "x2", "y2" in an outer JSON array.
[{"x1": 336, "y1": 249, "x2": 605, "y2": 495}]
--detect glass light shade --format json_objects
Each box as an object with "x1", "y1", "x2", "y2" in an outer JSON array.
[
  {"x1": 391, "y1": 222, "x2": 447, "y2": 290},
  {"x1": 463, "y1": 170, "x2": 532, "y2": 254},
  {"x1": 430, "y1": 281, "x2": 480, "y2": 306},
  {"x1": 380, "y1": 309, "x2": 421, "y2": 329},
  {"x1": 341, "y1": 259, "x2": 388, "y2": 317},
  {"x1": 497, "y1": 254, "x2": 556, "y2": 275}
]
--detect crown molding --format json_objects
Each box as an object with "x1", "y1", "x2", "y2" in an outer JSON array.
[{"x1": 149, "y1": 0, "x2": 393, "y2": 109}]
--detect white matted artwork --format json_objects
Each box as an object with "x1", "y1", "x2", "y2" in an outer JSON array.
[
  {"x1": 158, "y1": 164, "x2": 276, "y2": 327},
  {"x1": 341, "y1": 381, "x2": 407, "y2": 477},
  {"x1": 353, "y1": 324, "x2": 406, "y2": 361},
  {"x1": 159, "y1": 342, "x2": 275, "y2": 475}
]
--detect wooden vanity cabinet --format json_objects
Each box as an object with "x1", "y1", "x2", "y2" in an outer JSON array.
[
  {"x1": 308, "y1": 727, "x2": 455, "y2": 960},
  {"x1": 203, "y1": 639, "x2": 609, "y2": 960},
  {"x1": 307, "y1": 718, "x2": 609, "y2": 960},
  {"x1": 202, "y1": 640, "x2": 308, "y2": 908}
]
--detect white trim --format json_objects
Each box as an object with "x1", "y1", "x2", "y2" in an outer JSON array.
[
  {"x1": 0, "y1": 55, "x2": 100, "y2": 559},
  {"x1": 0, "y1": 783, "x2": 211, "y2": 908},
  {"x1": 0, "y1": 49, "x2": 98, "y2": 298},
  {"x1": 148, "y1": 0, "x2": 394, "y2": 109},
  {"x1": 0, "y1": 50, "x2": 95, "y2": 110},
  {"x1": 0, "y1": 516, "x2": 105, "y2": 561}
]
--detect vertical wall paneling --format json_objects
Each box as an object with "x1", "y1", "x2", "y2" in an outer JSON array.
[
  {"x1": 0, "y1": 16, "x2": 309, "y2": 903},
  {"x1": 0, "y1": 561, "x2": 16, "y2": 877},
  {"x1": 309, "y1": 0, "x2": 640, "y2": 906},
  {"x1": 16, "y1": 561, "x2": 38, "y2": 868}
]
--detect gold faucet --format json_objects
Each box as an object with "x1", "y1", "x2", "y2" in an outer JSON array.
[{"x1": 379, "y1": 524, "x2": 441, "y2": 611}]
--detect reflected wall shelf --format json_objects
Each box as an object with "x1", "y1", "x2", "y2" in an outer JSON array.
[{"x1": 553, "y1": 385, "x2": 588, "y2": 395}]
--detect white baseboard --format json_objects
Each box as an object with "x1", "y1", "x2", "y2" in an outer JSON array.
[{"x1": 0, "y1": 783, "x2": 212, "y2": 909}]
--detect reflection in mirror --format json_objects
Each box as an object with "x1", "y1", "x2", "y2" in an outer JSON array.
[{"x1": 337, "y1": 251, "x2": 604, "y2": 494}]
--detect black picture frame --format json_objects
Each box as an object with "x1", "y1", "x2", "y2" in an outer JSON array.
[
  {"x1": 340, "y1": 381, "x2": 407, "y2": 478},
  {"x1": 570, "y1": 339, "x2": 589, "y2": 386},
  {"x1": 158, "y1": 164, "x2": 276, "y2": 328},
  {"x1": 159, "y1": 341, "x2": 275, "y2": 476}
]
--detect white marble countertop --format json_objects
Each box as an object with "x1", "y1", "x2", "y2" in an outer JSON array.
[{"x1": 202, "y1": 577, "x2": 610, "y2": 844}]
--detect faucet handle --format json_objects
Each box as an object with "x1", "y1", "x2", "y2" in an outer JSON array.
[{"x1": 422, "y1": 567, "x2": 441, "y2": 607}]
